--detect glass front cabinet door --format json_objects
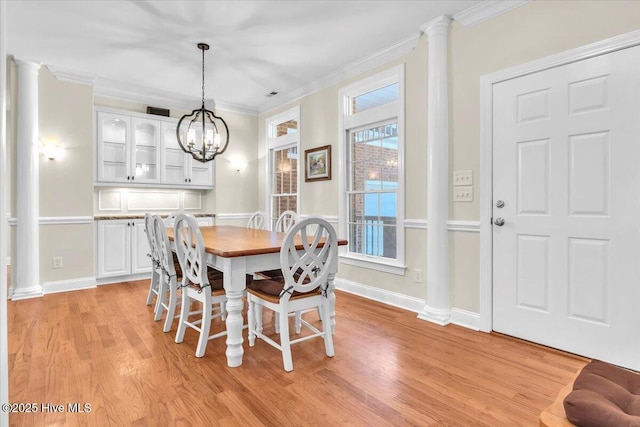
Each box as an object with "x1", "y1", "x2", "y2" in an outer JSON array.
[
  {"x1": 97, "y1": 112, "x2": 161, "y2": 184},
  {"x1": 131, "y1": 118, "x2": 160, "y2": 183},
  {"x1": 161, "y1": 121, "x2": 213, "y2": 187},
  {"x1": 96, "y1": 112, "x2": 130, "y2": 182}
]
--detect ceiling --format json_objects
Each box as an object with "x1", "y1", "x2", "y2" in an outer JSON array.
[{"x1": 6, "y1": 0, "x2": 481, "y2": 114}]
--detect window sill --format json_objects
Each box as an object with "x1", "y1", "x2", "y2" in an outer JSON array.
[{"x1": 338, "y1": 254, "x2": 406, "y2": 276}]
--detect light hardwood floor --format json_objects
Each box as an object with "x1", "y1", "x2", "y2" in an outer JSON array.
[{"x1": 8, "y1": 280, "x2": 587, "y2": 426}]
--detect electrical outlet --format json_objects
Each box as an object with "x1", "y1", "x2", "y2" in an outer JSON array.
[
  {"x1": 52, "y1": 257, "x2": 63, "y2": 269},
  {"x1": 453, "y1": 186, "x2": 473, "y2": 202},
  {"x1": 414, "y1": 269, "x2": 423, "y2": 283},
  {"x1": 453, "y1": 170, "x2": 473, "y2": 186}
]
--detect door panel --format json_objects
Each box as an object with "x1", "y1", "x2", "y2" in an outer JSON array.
[{"x1": 493, "y1": 46, "x2": 640, "y2": 370}]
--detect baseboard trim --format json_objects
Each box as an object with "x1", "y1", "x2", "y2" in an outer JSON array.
[
  {"x1": 450, "y1": 308, "x2": 480, "y2": 331},
  {"x1": 335, "y1": 277, "x2": 480, "y2": 331},
  {"x1": 97, "y1": 273, "x2": 151, "y2": 286},
  {"x1": 334, "y1": 277, "x2": 425, "y2": 313},
  {"x1": 42, "y1": 277, "x2": 97, "y2": 294},
  {"x1": 9, "y1": 285, "x2": 44, "y2": 300}
]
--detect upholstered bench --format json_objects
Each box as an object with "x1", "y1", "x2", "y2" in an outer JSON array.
[{"x1": 540, "y1": 360, "x2": 640, "y2": 427}]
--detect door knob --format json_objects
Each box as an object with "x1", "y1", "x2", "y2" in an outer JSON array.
[{"x1": 494, "y1": 217, "x2": 505, "y2": 226}]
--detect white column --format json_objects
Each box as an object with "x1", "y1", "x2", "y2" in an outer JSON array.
[
  {"x1": 0, "y1": 1, "x2": 10, "y2": 423},
  {"x1": 12, "y1": 59, "x2": 43, "y2": 300},
  {"x1": 418, "y1": 15, "x2": 452, "y2": 326}
]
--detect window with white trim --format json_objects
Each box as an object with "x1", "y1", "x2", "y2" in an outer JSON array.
[
  {"x1": 266, "y1": 106, "x2": 300, "y2": 229},
  {"x1": 339, "y1": 65, "x2": 405, "y2": 274}
]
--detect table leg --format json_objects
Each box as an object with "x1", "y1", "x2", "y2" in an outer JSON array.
[
  {"x1": 222, "y1": 257, "x2": 247, "y2": 368},
  {"x1": 225, "y1": 289, "x2": 244, "y2": 367}
]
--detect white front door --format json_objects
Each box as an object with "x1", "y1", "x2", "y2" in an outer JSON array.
[{"x1": 492, "y1": 45, "x2": 640, "y2": 370}]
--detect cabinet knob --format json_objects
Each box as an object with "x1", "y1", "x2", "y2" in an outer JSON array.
[
  {"x1": 131, "y1": 176, "x2": 135, "y2": 181},
  {"x1": 127, "y1": 176, "x2": 130, "y2": 180}
]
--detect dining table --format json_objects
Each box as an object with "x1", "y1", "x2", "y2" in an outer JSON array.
[{"x1": 168, "y1": 224, "x2": 347, "y2": 368}]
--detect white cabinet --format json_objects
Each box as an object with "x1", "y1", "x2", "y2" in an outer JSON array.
[
  {"x1": 96, "y1": 108, "x2": 213, "y2": 189},
  {"x1": 96, "y1": 112, "x2": 161, "y2": 184},
  {"x1": 161, "y1": 121, "x2": 214, "y2": 187},
  {"x1": 132, "y1": 118, "x2": 161, "y2": 183},
  {"x1": 96, "y1": 219, "x2": 152, "y2": 279},
  {"x1": 96, "y1": 112, "x2": 130, "y2": 183}
]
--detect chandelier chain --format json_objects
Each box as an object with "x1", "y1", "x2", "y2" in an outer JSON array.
[{"x1": 201, "y1": 46, "x2": 205, "y2": 107}]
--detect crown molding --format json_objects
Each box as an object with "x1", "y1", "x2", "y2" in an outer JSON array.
[
  {"x1": 453, "y1": 0, "x2": 531, "y2": 28},
  {"x1": 93, "y1": 80, "x2": 258, "y2": 116},
  {"x1": 47, "y1": 64, "x2": 258, "y2": 116},
  {"x1": 258, "y1": 32, "x2": 421, "y2": 115},
  {"x1": 46, "y1": 65, "x2": 97, "y2": 86},
  {"x1": 420, "y1": 15, "x2": 452, "y2": 34}
]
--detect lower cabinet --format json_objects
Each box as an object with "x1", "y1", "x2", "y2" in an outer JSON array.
[
  {"x1": 96, "y1": 217, "x2": 213, "y2": 280},
  {"x1": 96, "y1": 219, "x2": 151, "y2": 279}
]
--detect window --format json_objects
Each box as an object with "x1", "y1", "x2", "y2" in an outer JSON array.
[
  {"x1": 271, "y1": 145, "x2": 298, "y2": 227},
  {"x1": 266, "y1": 106, "x2": 300, "y2": 228},
  {"x1": 339, "y1": 65, "x2": 405, "y2": 274}
]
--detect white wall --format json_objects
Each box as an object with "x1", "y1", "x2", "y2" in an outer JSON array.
[{"x1": 258, "y1": 0, "x2": 640, "y2": 315}]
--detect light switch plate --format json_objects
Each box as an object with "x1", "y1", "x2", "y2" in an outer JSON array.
[
  {"x1": 453, "y1": 186, "x2": 473, "y2": 202},
  {"x1": 453, "y1": 170, "x2": 473, "y2": 186}
]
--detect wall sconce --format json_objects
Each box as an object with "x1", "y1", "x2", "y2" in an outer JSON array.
[
  {"x1": 40, "y1": 140, "x2": 64, "y2": 160},
  {"x1": 229, "y1": 157, "x2": 247, "y2": 172}
]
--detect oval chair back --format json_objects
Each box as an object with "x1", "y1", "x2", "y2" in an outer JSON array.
[
  {"x1": 145, "y1": 213, "x2": 159, "y2": 265},
  {"x1": 280, "y1": 217, "x2": 337, "y2": 301},
  {"x1": 274, "y1": 210, "x2": 299, "y2": 233},
  {"x1": 145, "y1": 213, "x2": 162, "y2": 309},
  {"x1": 247, "y1": 210, "x2": 267, "y2": 230},
  {"x1": 173, "y1": 213, "x2": 208, "y2": 289},
  {"x1": 153, "y1": 214, "x2": 176, "y2": 279}
]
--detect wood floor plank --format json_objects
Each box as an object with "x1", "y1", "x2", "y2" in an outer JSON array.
[{"x1": 8, "y1": 279, "x2": 588, "y2": 426}]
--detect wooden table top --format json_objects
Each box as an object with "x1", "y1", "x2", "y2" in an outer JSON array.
[{"x1": 168, "y1": 225, "x2": 347, "y2": 258}]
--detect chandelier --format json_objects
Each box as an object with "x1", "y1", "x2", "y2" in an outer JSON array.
[{"x1": 176, "y1": 43, "x2": 229, "y2": 163}]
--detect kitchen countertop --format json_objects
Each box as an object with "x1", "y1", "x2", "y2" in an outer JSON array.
[{"x1": 94, "y1": 213, "x2": 215, "y2": 220}]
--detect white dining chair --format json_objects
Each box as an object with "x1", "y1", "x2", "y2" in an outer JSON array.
[
  {"x1": 173, "y1": 213, "x2": 228, "y2": 357},
  {"x1": 274, "y1": 210, "x2": 298, "y2": 233},
  {"x1": 247, "y1": 217, "x2": 337, "y2": 371},
  {"x1": 144, "y1": 213, "x2": 162, "y2": 312},
  {"x1": 152, "y1": 214, "x2": 184, "y2": 332},
  {"x1": 247, "y1": 210, "x2": 267, "y2": 230},
  {"x1": 258, "y1": 210, "x2": 300, "y2": 332}
]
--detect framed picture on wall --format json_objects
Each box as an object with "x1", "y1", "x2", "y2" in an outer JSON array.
[{"x1": 305, "y1": 145, "x2": 332, "y2": 182}]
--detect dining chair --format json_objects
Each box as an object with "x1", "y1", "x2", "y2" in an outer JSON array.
[
  {"x1": 274, "y1": 210, "x2": 299, "y2": 233},
  {"x1": 257, "y1": 210, "x2": 300, "y2": 332},
  {"x1": 247, "y1": 210, "x2": 267, "y2": 230},
  {"x1": 258, "y1": 210, "x2": 299, "y2": 281},
  {"x1": 163, "y1": 211, "x2": 183, "y2": 280},
  {"x1": 152, "y1": 214, "x2": 182, "y2": 332},
  {"x1": 173, "y1": 213, "x2": 228, "y2": 357},
  {"x1": 144, "y1": 213, "x2": 162, "y2": 311},
  {"x1": 247, "y1": 217, "x2": 337, "y2": 371}
]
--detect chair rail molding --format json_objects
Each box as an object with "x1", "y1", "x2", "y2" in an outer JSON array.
[{"x1": 8, "y1": 216, "x2": 93, "y2": 226}]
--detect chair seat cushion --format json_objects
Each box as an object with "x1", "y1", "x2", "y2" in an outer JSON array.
[
  {"x1": 255, "y1": 268, "x2": 283, "y2": 280},
  {"x1": 247, "y1": 278, "x2": 320, "y2": 304},
  {"x1": 564, "y1": 360, "x2": 640, "y2": 427}
]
